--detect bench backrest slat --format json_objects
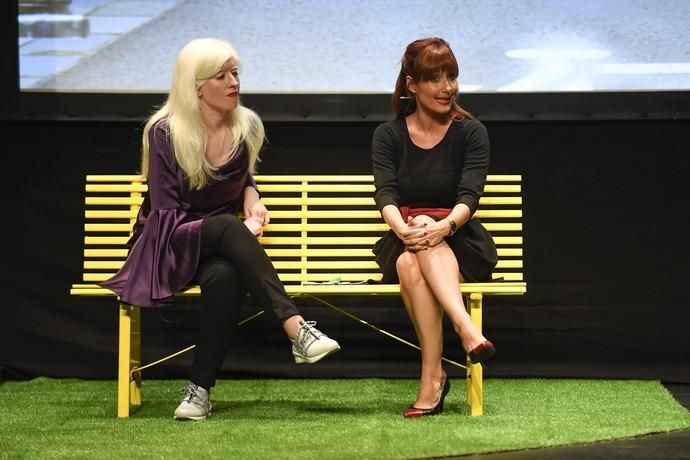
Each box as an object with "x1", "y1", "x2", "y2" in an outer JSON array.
[{"x1": 80, "y1": 175, "x2": 524, "y2": 284}]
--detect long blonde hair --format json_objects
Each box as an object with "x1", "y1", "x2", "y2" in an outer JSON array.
[{"x1": 141, "y1": 38, "x2": 265, "y2": 189}]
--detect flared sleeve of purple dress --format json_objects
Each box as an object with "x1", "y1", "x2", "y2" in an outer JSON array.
[{"x1": 99, "y1": 120, "x2": 256, "y2": 307}]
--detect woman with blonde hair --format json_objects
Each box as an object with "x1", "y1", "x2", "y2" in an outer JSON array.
[
  {"x1": 101, "y1": 38, "x2": 340, "y2": 420},
  {"x1": 372, "y1": 37, "x2": 498, "y2": 417}
]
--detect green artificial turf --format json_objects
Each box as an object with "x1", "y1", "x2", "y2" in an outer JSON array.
[{"x1": 1, "y1": 378, "x2": 689, "y2": 459}]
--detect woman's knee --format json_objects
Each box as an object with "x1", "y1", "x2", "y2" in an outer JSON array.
[
  {"x1": 197, "y1": 257, "x2": 240, "y2": 288},
  {"x1": 203, "y1": 214, "x2": 243, "y2": 236},
  {"x1": 201, "y1": 214, "x2": 251, "y2": 259},
  {"x1": 396, "y1": 251, "x2": 424, "y2": 284}
]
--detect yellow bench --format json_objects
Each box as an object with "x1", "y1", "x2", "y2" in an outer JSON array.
[{"x1": 70, "y1": 174, "x2": 526, "y2": 417}]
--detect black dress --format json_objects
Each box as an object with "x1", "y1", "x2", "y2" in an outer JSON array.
[{"x1": 371, "y1": 117, "x2": 498, "y2": 283}]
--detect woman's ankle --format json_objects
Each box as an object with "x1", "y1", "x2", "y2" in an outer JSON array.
[{"x1": 282, "y1": 314, "x2": 304, "y2": 340}]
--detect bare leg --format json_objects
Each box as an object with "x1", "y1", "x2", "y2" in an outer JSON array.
[
  {"x1": 413, "y1": 216, "x2": 488, "y2": 353},
  {"x1": 397, "y1": 251, "x2": 446, "y2": 409}
]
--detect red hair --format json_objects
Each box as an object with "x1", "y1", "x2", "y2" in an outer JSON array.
[{"x1": 392, "y1": 37, "x2": 472, "y2": 120}]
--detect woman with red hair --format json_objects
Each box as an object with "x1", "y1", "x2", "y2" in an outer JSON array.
[{"x1": 372, "y1": 37, "x2": 498, "y2": 417}]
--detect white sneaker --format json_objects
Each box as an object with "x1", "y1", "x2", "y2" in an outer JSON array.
[
  {"x1": 173, "y1": 383, "x2": 211, "y2": 421},
  {"x1": 291, "y1": 320, "x2": 341, "y2": 364}
]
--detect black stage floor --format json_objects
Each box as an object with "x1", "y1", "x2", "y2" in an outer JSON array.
[{"x1": 457, "y1": 383, "x2": 690, "y2": 460}]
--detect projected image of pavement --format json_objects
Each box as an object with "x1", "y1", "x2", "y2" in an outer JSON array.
[{"x1": 18, "y1": 0, "x2": 690, "y2": 93}]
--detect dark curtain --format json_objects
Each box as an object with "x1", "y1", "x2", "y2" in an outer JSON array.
[{"x1": 2, "y1": 119, "x2": 689, "y2": 383}]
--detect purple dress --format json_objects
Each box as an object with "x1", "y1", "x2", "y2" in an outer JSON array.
[{"x1": 100, "y1": 120, "x2": 257, "y2": 307}]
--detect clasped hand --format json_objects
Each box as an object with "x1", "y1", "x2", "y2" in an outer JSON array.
[
  {"x1": 398, "y1": 216, "x2": 448, "y2": 252},
  {"x1": 243, "y1": 201, "x2": 270, "y2": 238}
]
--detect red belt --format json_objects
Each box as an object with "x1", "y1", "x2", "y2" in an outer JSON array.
[{"x1": 400, "y1": 206, "x2": 452, "y2": 221}]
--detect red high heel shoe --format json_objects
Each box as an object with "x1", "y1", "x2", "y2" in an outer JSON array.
[
  {"x1": 404, "y1": 371, "x2": 451, "y2": 418},
  {"x1": 468, "y1": 340, "x2": 496, "y2": 364}
]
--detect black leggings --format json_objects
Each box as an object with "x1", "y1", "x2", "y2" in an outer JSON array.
[{"x1": 190, "y1": 214, "x2": 300, "y2": 389}]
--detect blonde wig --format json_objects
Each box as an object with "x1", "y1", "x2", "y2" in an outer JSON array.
[{"x1": 141, "y1": 38, "x2": 265, "y2": 189}]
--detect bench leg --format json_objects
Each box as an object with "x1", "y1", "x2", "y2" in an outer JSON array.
[
  {"x1": 117, "y1": 303, "x2": 142, "y2": 418},
  {"x1": 466, "y1": 292, "x2": 484, "y2": 416},
  {"x1": 130, "y1": 305, "x2": 142, "y2": 407}
]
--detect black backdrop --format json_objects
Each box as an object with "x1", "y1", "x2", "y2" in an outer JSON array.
[{"x1": 2, "y1": 117, "x2": 689, "y2": 383}]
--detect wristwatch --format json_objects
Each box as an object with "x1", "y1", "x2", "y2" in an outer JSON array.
[{"x1": 447, "y1": 218, "x2": 458, "y2": 236}]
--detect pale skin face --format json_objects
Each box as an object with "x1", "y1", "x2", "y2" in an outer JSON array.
[
  {"x1": 197, "y1": 58, "x2": 240, "y2": 118},
  {"x1": 406, "y1": 70, "x2": 458, "y2": 119}
]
